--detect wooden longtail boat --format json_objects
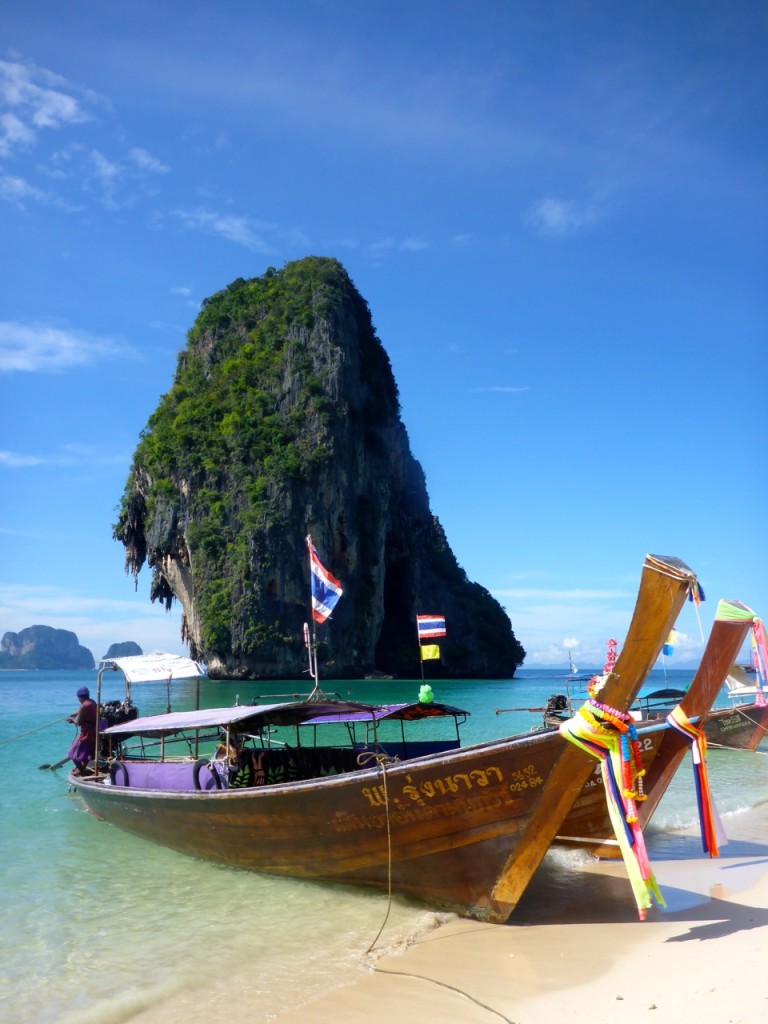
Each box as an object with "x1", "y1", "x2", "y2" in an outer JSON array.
[
  {"x1": 555, "y1": 599, "x2": 759, "y2": 857},
  {"x1": 69, "y1": 554, "x2": 696, "y2": 922},
  {"x1": 702, "y1": 703, "x2": 768, "y2": 751},
  {"x1": 623, "y1": 672, "x2": 768, "y2": 752}
]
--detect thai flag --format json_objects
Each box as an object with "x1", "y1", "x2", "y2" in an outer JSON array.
[
  {"x1": 307, "y1": 538, "x2": 343, "y2": 623},
  {"x1": 417, "y1": 614, "x2": 446, "y2": 639}
]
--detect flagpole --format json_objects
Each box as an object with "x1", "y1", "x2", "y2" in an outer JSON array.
[
  {"x1": 303, "y1": 622, "x2": 316, "y2": 691},
  {"x1": 416, "y1": 617, "x2": 425, "y2": 683},
  {"x1": 305, "y1": 533, "x2": 344, "y2": 700},
  {"x1": 306, "y1": 534, "x2": 320, "y2": 697}
]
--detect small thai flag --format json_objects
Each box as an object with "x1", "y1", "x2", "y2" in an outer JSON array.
[
  {"x1": 307, "y1": 537, "x2": 343, "y2": 623},
  {"x1": 417, "y1": 614, "x2": 446, "y2": 639}
]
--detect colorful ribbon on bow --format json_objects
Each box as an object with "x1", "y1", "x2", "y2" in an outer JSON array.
[
  {"x1": 751, "y1": 619, "x2": 767, "y2": 706},
  {"x1": 560, "y1": 678, "x2": 664, "y2": 920},
  {"x1": 665, "y1": 705, "x2": 725, "y2": 857}
]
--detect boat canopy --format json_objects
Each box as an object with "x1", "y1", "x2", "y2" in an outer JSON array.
[
  {"x1": 99, "y1": 652, "x2": 205, "y2": 684},
  {"x1": 724, "y1": 665, "x2": 760, "y2": 698},
  {"x1": 639, "y1": 687, "x2": 687, "y2": 701},
  {"x1": 103, "y1": 699, "x2": 469, "y2": 738}
]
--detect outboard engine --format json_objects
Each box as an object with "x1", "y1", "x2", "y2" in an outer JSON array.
[
  {"x1": 543, "y1": 693, "x2": 570, "y2": 723},
  {"x1": 100, "y1": 699, "x2": 138, "y2": 728}
]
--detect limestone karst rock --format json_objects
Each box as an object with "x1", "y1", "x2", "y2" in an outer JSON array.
[
  {"x1": 0, "y1": 625, "x2": 95, "y2": 670},
  {"x1": 102, "y1": 641, "x2": 143, "y2": 660},
  {"x1": 115, "y1": 257, "x2": 525, "y2": 680}
]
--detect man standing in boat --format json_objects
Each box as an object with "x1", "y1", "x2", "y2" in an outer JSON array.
[{"x1": 67, "y1": 687, "x2": 97, "y2": 776}]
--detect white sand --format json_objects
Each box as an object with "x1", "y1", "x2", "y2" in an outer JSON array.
[
  {"x1": 271, "y1": 851, "x2": 768, "y2": 1024},
  {"x1": 126, "y1": 843, "x2": 768, "y2": 1024}
]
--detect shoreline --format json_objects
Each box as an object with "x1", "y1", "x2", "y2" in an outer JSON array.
[
  {"x1": 120, "y1": 809, "x2": 768, "y2": 1024},
  {"x1": 277, "y1": 845, "x2": 768, "y2": 1024}
]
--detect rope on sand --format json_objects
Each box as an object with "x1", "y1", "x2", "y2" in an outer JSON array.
[{"x1": 372, "y1": 966, "x2": 515, "y2": 1024}]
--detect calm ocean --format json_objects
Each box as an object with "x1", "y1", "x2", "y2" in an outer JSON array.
[{"x1": 2, "y1": 667, "x2": 766, "y2": 1024}]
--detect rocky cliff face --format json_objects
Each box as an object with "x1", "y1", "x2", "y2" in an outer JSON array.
[
  {"x1": 0, "y1": 625, "x2": 95, "y2": 670},
  {"x1": 115, "y1": 257, "x2": 525, "y2": 680}
]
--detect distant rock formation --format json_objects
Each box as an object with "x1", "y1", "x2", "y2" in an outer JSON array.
[
  {"x1": 102, "y1": 641, "x2": 143, "y2": 660},
  {"x1": 114, "y1": 257, "x2": 526, "y2": 680},
  {"x1": 0, "y1": 625, "x2": 95, "y2": 670}
]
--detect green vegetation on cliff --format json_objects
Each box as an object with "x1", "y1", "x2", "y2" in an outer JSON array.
[{"x1": 115, "y1": 257, "x2": 525, "y2": 679}]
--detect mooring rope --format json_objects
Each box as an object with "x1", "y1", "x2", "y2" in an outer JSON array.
[
  {"x1": 0, "y1": 716, "x2": 70, "y2": 748},
  {"x1": 355, "y1": 751, "x2": 395, "y2": 955},
  {"x1": 354, "y1": 750, "x2": 514, "y2": 1020},
  {"x1": 733, "y1": 706, "x2": 768, "y2": 734},
  {"x1": 372, "y1": 965, "x2": 515, "y2": 1023},
  {"x1": 707, "y1": 741, "x2": 768, "y2": 756},
  {"x1": 705, "y1": 706, "x2": 768, "y2": 754}
]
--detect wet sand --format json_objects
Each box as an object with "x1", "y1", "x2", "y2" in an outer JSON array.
[
  {"x1": 123, "y1": 822, "x2": 768, "y2": 1024},
  {"x1": 272, "y1": 840, "x2": 768, "y2": 1024}
]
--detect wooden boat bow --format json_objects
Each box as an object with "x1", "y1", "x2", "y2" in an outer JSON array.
[{"x1": 486, "y1": 553, "x2": 697, "y2": 921}]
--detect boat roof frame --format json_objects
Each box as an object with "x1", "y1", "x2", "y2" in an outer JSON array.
[{"x1": 103, "y1": 698, "x2": 469, "y2": 738}]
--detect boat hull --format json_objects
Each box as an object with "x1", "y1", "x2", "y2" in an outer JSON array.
[
  {"x1": 554, "y1": 704, "x2": 768, "y2": 858},
  {"x1": 704, "y1": 704, "x2": 768, "y2": 751},
  {"x1": 73, "y1": 730, "x2": 571, "y2": 920},
  {"x1": 69, "y1": 553, "x2": 697, "y2": 921},
  {"x1": 556, "y1": 605, "x2": 759, "y2": 856}
]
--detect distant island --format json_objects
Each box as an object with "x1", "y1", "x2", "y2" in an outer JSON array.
[
  {"x1": 102, "y1": 641, "x2": 143, "y2": 660},
  {"x1": 0, "y1": 625, "x2": 95, "y2": 670}
]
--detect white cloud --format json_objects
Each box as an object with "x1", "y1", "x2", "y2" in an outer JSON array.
[
  {"x1": 526, "y1": 196, "x2": 600, "y2": 236},
  {"x1": 399, "y1": 237, "x2": 428, "y2": 251},
  {"x1": 90, "y1": 148, "x2": 120, "y2": 183},
  {"x1": 0, "y1": 443, "x2": 129, "y2": 471},
  {"x1": 0, "y1": 61, "x2": 167, "y2": 210},
  {"x1": 0, "y1": 59, "x2": 95, "y2": 156},
  {"x1": 494, "y1": 587, "x2": 627, "y2": 601},
  {"x1": 368, "y1": 236, "x2": 430, "y2": 255},
  {"x1": 0, "y1": 321, "x2": 129, "y2": 373},
  {"x1": 0, "y1": 450, "x2": 46, "y2": 468},
  {"x1": 129, "y1": 147, "x2": 170, "y2": 174},
  {"x1": 0, "y1": 172, "x2": 47, "y2": 205},
  {"x1": 173, "y1": 207, "x2": 273, "y2": 250},
  {"x1": 0, "y1": 111, "x2": 34, "y2": 154},
  {"x1": 0, "y1": 582, "x2": 186, "y2": 659}
]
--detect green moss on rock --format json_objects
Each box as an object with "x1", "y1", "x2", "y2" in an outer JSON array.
[{"x1": 115, "y1": 257, "x2": 525, "y2": 680}]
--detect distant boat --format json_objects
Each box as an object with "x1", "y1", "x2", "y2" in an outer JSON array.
[
  {"x1": 565, "y1": 650, "x2": 594, "y2": 683},
  {"x1": 628, "y1": 662, "x2": 768, "y2": 751},
  {"x1": 704, "y1": 663, "x2": 768, "y2": 750},
  {"x1": 723, "y1": 664, "x2": 764, "y2": 701},
  {"x1": 97, "y1": 651, "x2": 207, "y2": 717}
]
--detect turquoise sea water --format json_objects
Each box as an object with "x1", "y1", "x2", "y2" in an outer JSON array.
[{"x1": 1, "y1": 667, "x2": 766, "y2": 1024}]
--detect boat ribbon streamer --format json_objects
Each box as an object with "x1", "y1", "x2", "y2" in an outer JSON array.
[
  {"x1": 665, "y1": 705, "x2": 725, "y2": 857},
  {"x1": 560, "y1": 668, "x2": 664, "y2": 920},
  {"x1": 667, "y1": 601, "x2": 762, "y2": 855}
]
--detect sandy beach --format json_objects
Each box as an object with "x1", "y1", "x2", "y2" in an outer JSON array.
[{"x1": 125, "y1": 816, "x2": 768, "y2": 1024}]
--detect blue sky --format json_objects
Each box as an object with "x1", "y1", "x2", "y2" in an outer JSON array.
[{"x1": 1, "y1": 1, "x2": 766, "y2": 669}]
